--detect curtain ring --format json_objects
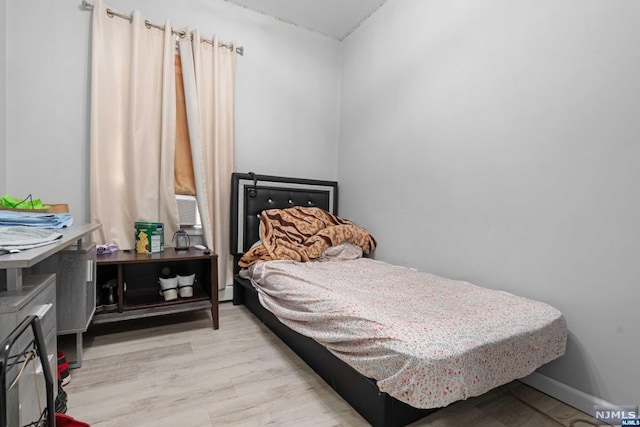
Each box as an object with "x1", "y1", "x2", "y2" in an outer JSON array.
[
  {"x1": 106, "y1": 8, "x2": 114, "y2": 18},
  {"x1": 145, "y1": 20, "x2": 152, "y2": 29}
]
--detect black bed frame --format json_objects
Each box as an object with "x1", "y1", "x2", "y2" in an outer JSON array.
[{"x1": 230, "y1": 172, "x2": 436, "y2": 427}]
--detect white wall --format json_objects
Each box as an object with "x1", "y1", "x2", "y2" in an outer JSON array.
[
  {"x1": 339, "y1": 0, "x2": 639, "y2": 408},
  {"x1": 5, "y1": 0, "x2": 341, "y2": 222},
  {"x1": 0, "y1": 1, "x2": 6, "y2": 194}
]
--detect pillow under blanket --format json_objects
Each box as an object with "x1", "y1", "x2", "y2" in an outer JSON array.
[{"x1": 238, "y1": 207, "x2": 376, "y2": 268}]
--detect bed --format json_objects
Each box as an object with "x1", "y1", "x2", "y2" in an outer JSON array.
[{"x1": 230, "y1": 172, "x2": 567, "y2": 427}]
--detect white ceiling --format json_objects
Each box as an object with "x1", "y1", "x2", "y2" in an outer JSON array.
[{"x1": 224, "y1": 0, "x2": 389, "y2": 40}]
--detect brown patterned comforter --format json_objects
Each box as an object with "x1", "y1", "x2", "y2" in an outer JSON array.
[{"x1": 238, "y1": 207, "x2": 376, "y2": 268}]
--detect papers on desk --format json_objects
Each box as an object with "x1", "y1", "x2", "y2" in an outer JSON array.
[
  {"x1": 0, "y1": 210, "x2": 73, "y2": 229},
  {"x1": 0, "y1": 226, "x2": 63, "y2": 251}
]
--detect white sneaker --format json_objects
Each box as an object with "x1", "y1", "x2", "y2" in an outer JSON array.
[
  {"x1": 159, "y1": 276, "x2": 178, "y2": 301},
  {"x1": 177, "y1": 273, "x2": 195, "y2": 298}
]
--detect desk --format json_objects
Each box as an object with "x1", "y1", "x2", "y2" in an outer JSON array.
[
  {"x1": 0, "y1": 224, "x2": 99, "y2": 424},
  {"x1": 0, "y1": 224, "x2": 99, "y2": 291},
  {"x1": 1, "y1": 224, "x2": 100, "y2": 369}
]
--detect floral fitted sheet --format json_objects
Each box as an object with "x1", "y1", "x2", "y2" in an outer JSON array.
[{"x1": 244, "y1": 258, "x2": 567, "y2": 409}]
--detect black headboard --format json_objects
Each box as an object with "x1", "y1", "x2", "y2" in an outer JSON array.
[{"x1": 230, "y1": 172, "x2": 338, "y2": 257}]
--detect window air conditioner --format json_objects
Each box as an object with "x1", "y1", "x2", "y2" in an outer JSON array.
[{"x1": 176, "y1": 195, "x2": 199, "y2": 225}]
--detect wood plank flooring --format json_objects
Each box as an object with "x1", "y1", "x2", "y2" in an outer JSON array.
[{"x1": 60, "y1": 303, "x2": 595, "y2": 427}]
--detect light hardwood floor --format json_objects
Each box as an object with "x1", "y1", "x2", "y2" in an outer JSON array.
[{"x1": 60, "y1": 303, "x2": 595, "y2": 427}]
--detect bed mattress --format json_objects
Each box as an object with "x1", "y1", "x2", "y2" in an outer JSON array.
[{"x1": 243, "y1": 258, "x2": 567, "y2": 409}]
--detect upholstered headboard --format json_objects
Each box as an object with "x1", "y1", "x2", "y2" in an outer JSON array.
[{"x1": 230, "y1": 172, "x2": 338, "y2": 258}]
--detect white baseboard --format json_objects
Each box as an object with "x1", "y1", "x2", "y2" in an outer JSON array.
[{"x1": 520, "y1": 371, "x2": 614, "y2": 416}]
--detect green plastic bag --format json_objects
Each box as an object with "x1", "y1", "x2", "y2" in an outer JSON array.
[{"x1": 0, "y1": 194, "x2": 51, "y2": 210}]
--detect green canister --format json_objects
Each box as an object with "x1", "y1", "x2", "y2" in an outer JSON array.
[{"x1": 134, "y1": 221, "x2": 164, "y2": 253}]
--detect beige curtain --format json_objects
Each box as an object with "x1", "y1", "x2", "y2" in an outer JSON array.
[
  {"x1": 179, "y1": 32, "x2": 236, "y2": 289},
  {"x1": 90, "y1": 0, "x2": 180, "y2": 249}
]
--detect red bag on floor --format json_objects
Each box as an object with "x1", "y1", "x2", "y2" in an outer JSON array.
[{"x1": 55, "y1": 413, "x2": 91, "y2": 427}]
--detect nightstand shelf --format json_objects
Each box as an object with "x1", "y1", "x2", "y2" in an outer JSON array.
[{"x1": 94, "y1": 248, "x2": 218, "y2": 329}]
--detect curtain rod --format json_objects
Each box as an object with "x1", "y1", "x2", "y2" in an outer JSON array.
[{"x1": 81, "y1": 0, "x2": 244, "y2": 56}]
